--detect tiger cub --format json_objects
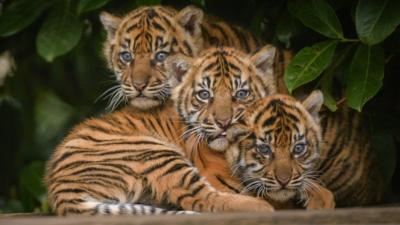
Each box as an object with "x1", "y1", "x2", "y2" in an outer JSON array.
[
  {"x1": 216, "y1": 91, "x2": 384, "y2": 207},
  {"x1": 45, "y1": 46, "x2": 277, "y2": 216},
  {"x1": 222, "y1": 91, "x2": 335, "y2": 209},
  {"x1": 100, "y1": 5, "x2": 285, "y2": 110}
]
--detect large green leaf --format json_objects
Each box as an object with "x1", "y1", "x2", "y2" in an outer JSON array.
[
  {"x1": 36, "y1": 1, "x2": 84, "y2": 62},
  {"x1": 35, "y1": 89, "x2": 75, "y2": 154},
  {"x1": 345, "y1": 44, "x2": 384, "y2": 111},
  {"x1": 284, "y1": 40, "x2": 338, "y2": 93},
  {"x1": 288, "y1": 0, "x2": 343, "y2": 39},
  {"x1": 0, "y1": 0, "x2": 54, "y2": 37},
  {"x1": 320, "y1": 71, "x2": 337, "y2": 111},
  {"x1": 77, "y1": 0, "x2": 111, "y2": 14},
  {"x1": 356, "y1": 0, "x2": 400, "y2": 45}
]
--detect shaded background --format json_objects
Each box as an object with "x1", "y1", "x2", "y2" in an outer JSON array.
[{"x1": 0, "y1": 0, "x2": 399, "y2": 213}]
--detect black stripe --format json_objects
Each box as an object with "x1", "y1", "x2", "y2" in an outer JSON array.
[
  {"x1": 183, "y1": 41, "x2": 193, "y2": 56},
  {"x1": 179, "y1": 170, "x2": 193, "y2": 186},
  {"x1": 231, "y1": 26, "x2": 250, "y2": 53},
  {"x1": 160, "y1": 163, "x2": 190, "y2": 177},
  {"x1": 152, "y1": 21, "x2": 165, "y2": 32},
  {"x1": 187, "y1": 174, "x2": 201, "y2": 186},
  {"x1": 141, "y1": 157, "x2": 180, "y2": 175},
  {"x1": 95, "y1": 140, "x2": 163, "y2": 146},
  {"x1": 262, "y1": 116, "x2": 277, "y2": 127},
  {"x1": 51, "y1": 149, "x2": 92, "y2": 170},
  {"x1": 215, "y1": 175, "x2": 240, "y2": 193}
]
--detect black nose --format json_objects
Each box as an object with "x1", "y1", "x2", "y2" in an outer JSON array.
[
  {"x1": 216, "y1": 118, "x2": 231, "y2": 129},
  {"x1": 132, "y1": 81, "x2": 147, "y2": 91}
]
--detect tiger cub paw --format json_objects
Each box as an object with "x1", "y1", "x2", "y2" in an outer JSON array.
[
  {"x1": 218, "y1": 193, "x2": 274, "y2": 212},
  {"x1": 305, "y1": 185, "x2": 335, "y2": 210}
]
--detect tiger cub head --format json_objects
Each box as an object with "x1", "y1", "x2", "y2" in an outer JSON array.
[
  {"x1": 225, "y1": 91, "x2": 324, "y2": 203},
  {"x1": 168, "y1": 45, "x2": 277, "y2": 151},
  {"x1": 100, "y1": 6, "x2": 204, "y2": 110}
]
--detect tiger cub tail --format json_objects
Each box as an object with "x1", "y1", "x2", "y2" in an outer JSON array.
[{"x1": 77, "y1": 197, "x2": 198, "y2": 215}]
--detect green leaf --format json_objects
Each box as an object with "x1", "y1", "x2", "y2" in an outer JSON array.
[
  {"x1": 345, "y1": 44, "x2": 384, "y2": 111},
  {"x1": 19, "y1": 161, "x2": 47, "y2": 211},
  {"x1": 136, "y1": 0, "x2": 161, "y2": 6},
  {"x1": 356, "y1": 0, "x2": 400, "y2": 45},
  {"x1": 288, "y1": 0, "x2": 343, "y2": 39},
  {"x1": 320, "y1": 72, "x2": 337, "y2": 111},
  {"x1": 77, "y1": 0, "x2": 110, "y2": 14},
  {"x1": 0, "y1": 0, "x2": 54, "y2": 37},
  {"x1": 319, "y1": 45, "x2": 356, "y2": 111},
  {"x1": 34, "y1": 88, "x2": 75, "y2": 153},
  {"x1": 284, "y1": 40, "x2": 338, "y2": 93},
  {"x1": 275, "y1": 10, "x2": 303, "y2": 48},
  {"x1": 36, "y1": 1, "x2": 84, "y2": 62}
]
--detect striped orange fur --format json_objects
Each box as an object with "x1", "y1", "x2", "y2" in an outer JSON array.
[{"x1": 45, "y1": 46, "x2": 277, "y2": 216}]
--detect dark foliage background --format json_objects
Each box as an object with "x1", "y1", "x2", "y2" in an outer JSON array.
[{"x1": 0, "y1": 0, "x2": 399, "y2": 213}]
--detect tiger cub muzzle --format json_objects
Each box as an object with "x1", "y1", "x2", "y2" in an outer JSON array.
[{"x1": 120, "y1": 53, "x2": 170, "y2": 110}]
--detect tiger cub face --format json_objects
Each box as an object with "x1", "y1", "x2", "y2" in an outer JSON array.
[
  {"x1": 168, "y1": 45, "x2": 277, "y2": 151},
  {"x1": 225, "y1": 91, "x2": 324, "y2": 203},
  {"x1": 100, "y1": 6, "x2": 204, "y2": 110}
]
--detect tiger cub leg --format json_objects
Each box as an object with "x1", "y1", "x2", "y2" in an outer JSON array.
[
  {"x1": 47, "y1": 137, "x2": 273, "y2": 215},
  {"x1": 304, "y1": 183, "x2": 335, "y2": 210},
  {"x1": 133, "y1": 149, "x2": 275, "y2": 213}
]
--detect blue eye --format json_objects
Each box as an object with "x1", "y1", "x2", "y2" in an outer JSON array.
[
  {"x1": 119, "y1": 51, "x2": 132, "y2": 62},
  {"x1": 197, "y1": 90, "x2": 211, "y2": 100},
  {"x1": 155, "y1": 51, "x2": 169, "y2": 62},
  {"x1": 293, "y1": 143, "x2": 307, "y2": 156},
  {"x1": 235, "y1": 90, "x2": 249, "y2": 99},
  {"x1": 257, "y1": 144, "x2": 272, "y2": 155}
]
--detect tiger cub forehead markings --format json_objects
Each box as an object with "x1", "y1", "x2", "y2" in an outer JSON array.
[{"x1": 250, "y1": 97, "x2": 310, "y2": 147}]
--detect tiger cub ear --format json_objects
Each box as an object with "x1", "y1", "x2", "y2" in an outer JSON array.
[
  {"x1": 250, "y1": 44, "x2": 276, "y2": 74},
  {"x1": 100, "y1": 12, "x2": 121, "y2": 40},
  {"x1": 302, "y1": 90, "x2": 324, "y2": 122},
  {"x1": 176, "y1": 6, "x2": 204, "y2": 38},
  {"x1": 165, "y1": 54, "x2": 193, "y2": 83}
]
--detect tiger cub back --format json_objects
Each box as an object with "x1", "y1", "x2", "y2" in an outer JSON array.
[{"x1": 318, "y1": 107, "x2": 384, "y2": 206}]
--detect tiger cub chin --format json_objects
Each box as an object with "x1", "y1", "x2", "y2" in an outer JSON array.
[{"x1": 225, "y1": 91, "x2": 335, "y2": 209}]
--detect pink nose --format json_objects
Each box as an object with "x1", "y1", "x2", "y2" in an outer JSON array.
[
  {"x1": 216, "y1": 118, "x2": 231, "y2": 129},
  {"x1": 275, "y1": 173, "x2": 291, "y2": 187},
  {"x1": 133, "y1": 82, "x2": 147, "y2": 91}
]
